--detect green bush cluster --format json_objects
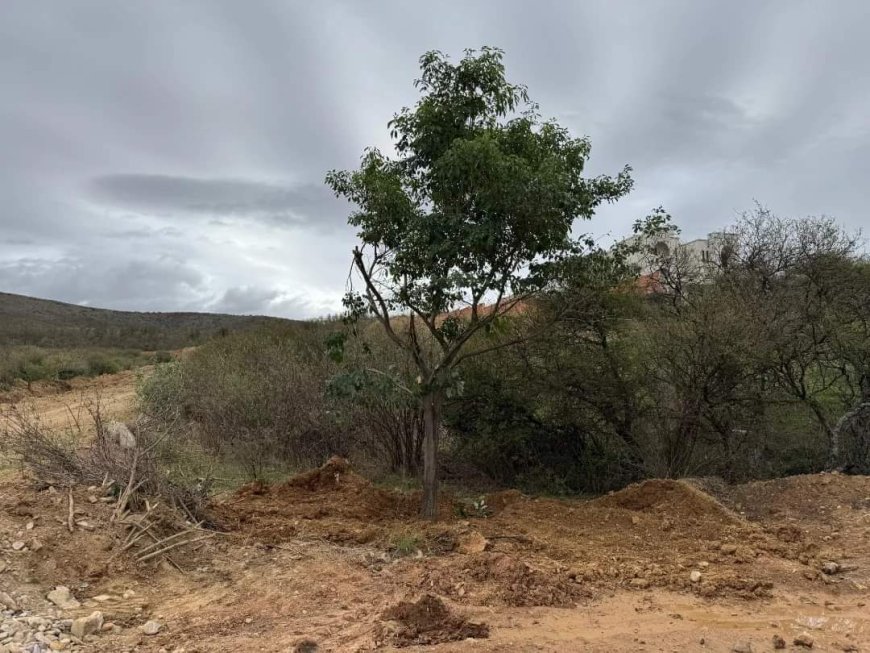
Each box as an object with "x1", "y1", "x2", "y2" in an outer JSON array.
[{"x1": 0, "y1": 346, "x2": 152, "y2": 389}]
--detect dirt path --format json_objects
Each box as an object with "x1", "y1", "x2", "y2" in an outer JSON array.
[{"x1": 0, "y1": 368, "x2": 143, "y2": 434}]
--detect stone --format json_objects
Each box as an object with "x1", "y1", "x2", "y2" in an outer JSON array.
[
  {"x1": 0, "y1": 592, "x2": 17, "y2": 610},
  {"x1": 142, "y1": 620, "x2": 162, "y2": 636},
  {"x1": 690, "y1": 570, "x2": 702, "y2": 583},
  {"x1": 629, "y1": 578, "x2": 650, "y2": 589},
  {"x1": 70, "y1": 612, "x2": 103, "y2": 639},
  {"x1": 720, "y1": 543, "x2": 738, "y2": 555},
  {"x1": 698, "y1": 561, "x2": 709, "y2": 568},
  {"x1": 772, "y1": 634, "x2": 786, "y2": 649},
  {"x1": 106, "y1": 421, "x2": 136, "y2": 449},
  {"x1": 11, "y1": 541, "x2": 25, "y2": 551},
  {"x1": 122, "y1": 590, "x2": 136, "y2": 599},
  {"x1": 49, "y1": 642, "x2": 67, "y2": 651},
  {"x1": 821, "y1": 561, "x2": 840, "y2": 575},
  {"x1": 456, "y1": 531, "x2": 489, "y2": 554},
  {"x1": 47, "y1": 587, "x2": 81, "y2": 610},
  {"x1": 25, "y1": 521, "x2": 34, "y2": 531},
  {"x1": 793, "y1": 633, "x2": 814, "y2": 648},
  {"x1": 29, "y1": 539, "x2": 43, "y2": 552},
  {"x1": 731, "y1": 643, "x2": 753, "y2": 653},
  {"x1": 631, "y1": 515, "x2": 641, "y2": 525},
  {"x1": 0, "y1": 561, "x2": 6, "y2": 573}
]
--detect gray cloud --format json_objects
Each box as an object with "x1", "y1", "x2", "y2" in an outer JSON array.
[
  {"x1": 0, "y1": 256, "x2": 207, "y2": 312},
  {"x1": 1, "y1": 0, "x2": 869, "y2": 316},
  {"x1": 208, "y1": 285, "x2": 311, "y2": 318},
  {"x1": 89, "y1": 174, "x2": 345, "y2": 230}
]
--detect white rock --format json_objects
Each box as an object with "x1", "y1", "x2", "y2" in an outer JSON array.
[
  {"x1": 141, "y1": 620, "x2": 162, "y2": 635},
  {"x1": 70, "y1": 612, "x2": 103, "y2": 639},
  {"x1": 0, "y1": 592, "x2": 17, "y2": 610},
  {"x1": 106, "y1": 421, "x2": 136, "y2": 449},
  {"x1": 46, "y1": 587, "x2": 80, "y2": 611},
  {"x1": 690, "y1": 570, "x2": 702, "y2": 583}
]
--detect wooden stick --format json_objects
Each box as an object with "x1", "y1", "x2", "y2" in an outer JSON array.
[
  {"x1": 67, "y1": 487, "x2": 75, "y2": 533},
  {"x1": 135, "y1": 524, "x2": 202, "y2": 557},
  {"x1": 137, "y1": 533, "x2": 214, "y2": 562},
  {"x1": 141, "y1": 528, "x2": 185, "y2": 573}
]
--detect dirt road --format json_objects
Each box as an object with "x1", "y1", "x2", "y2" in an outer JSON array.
[
  {"x1": 0, "y1": 368, "x2": 144, "y2": 434},
  {"x1": 0, "y1": 373, "x2": 868, "y2": 652}
]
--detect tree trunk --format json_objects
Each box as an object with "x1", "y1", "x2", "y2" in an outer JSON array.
[
  {"x1": 807, "y1": 399, "x2": 838, "y2": 468},
  {"x1": 420, "y1": 391, "x2": 442, "y2": 519}
]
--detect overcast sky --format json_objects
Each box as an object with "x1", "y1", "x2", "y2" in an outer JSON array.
[{"x1": 2, "y1": 1, "x2": 868, "y2": 317}]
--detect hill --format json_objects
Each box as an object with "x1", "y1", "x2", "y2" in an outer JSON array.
[{"x1": 0, "y1": 291, "x2": 293, "y2": 349}]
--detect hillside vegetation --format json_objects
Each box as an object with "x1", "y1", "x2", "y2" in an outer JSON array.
[
  {"x1": 0, "y1": 292, "x2": 297, "y2": 389},
  {"x1": 0, "y1": 291, "x2": 290, "y2": 349}
]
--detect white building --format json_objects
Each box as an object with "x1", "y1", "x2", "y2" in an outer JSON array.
[{"x1": 623, "y1": 231, "x2": 734, "y2": 276}]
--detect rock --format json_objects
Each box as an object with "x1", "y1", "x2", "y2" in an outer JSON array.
[
  {"x1": 821, "y1": 561, "x2": 840, "y2": 575},
  {"x1": 629, "y1": 578, "x2": 650, "y2": 589},
  {"x1": 11, "y1": 541, "x2": 25, "y2": 551},
  {"x1": 47, "y1": 587, "x2": 81, "y2": 610},
  {"x1": 0, "y1": 591, "x2": 18, "y2": 610},
  {"x1": 92, "y1": 595, "x2": 113, "y2": 603},
  {"x1": 294, "y1": 640, "x2": 319, "y2": 653},
  {"x1": 690, "y1": 570, "x2": 702, "y2": 583},
  {"x1": 772, "y1": 634, "x2": 786, "y2": 649},
  {"x1": 793, "y1": 633, "x2": 814, "y2": 648},
  {"x1": 731, "y1": 643, "x2": 753, "y2": 653},
  {"x1": 142, "y1": 620, "x2": 162, "y2": 635},
  {"x1": 456, "y1": 531, "x2": 489, "y2": 554},
  {"x1": 25, "y1": 521, "x2": 34, "y2": 531},
  {"x1": 0, "y1": 561, "x2": 6, "y2": 573},
  {"x1": 49, "y1": 642, "x2": 67, "y2": 651},
  {"x1": 70, "y1": 612, "x2": 103, "y2": 639},
  {"x1": 720, "y1": 543, "x2": 738, "y2": 555},
  {"x1": 698, "y1": 561, "x2": 709, "y2": 568},
  {"x1": 106, "y1": 421, "x2": 136, "y2": 449},
  {"x1": 122, "y1": 590, "x2": 136, "y2": 599},
  {"x1": 29, "y1": 539, "x2": 43, "y2": 552},
  {"x1": 631, "y1": 515, "x2": 641, "y2": 525}
]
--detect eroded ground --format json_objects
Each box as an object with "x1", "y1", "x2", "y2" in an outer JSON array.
[{"x1": 0, "y1": 373, "x2": 868, "y2": 652}]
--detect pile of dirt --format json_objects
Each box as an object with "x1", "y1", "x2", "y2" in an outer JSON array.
[
  {"x1": 414, "y1": 552, "x2": 589, "y2": 608},
  {"x1": 596, "y1": 479, "x2": 744, "y2": 524},
  {"x1": 723, "y1": 472, "x2": 870, "y2": 522},
  {"x1": 376, "y1": 594, "x2": 489, "y2": 647},
  {"x1": 215, "y1": 457, "x2": 450, "y2": 545}
]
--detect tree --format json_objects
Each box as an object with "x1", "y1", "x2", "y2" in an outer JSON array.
[{"x1": 326, "y1": 47, "x2": 632, "y2": 517}]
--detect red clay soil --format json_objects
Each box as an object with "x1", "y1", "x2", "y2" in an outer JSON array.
[{"x1": 376, "y1": 594, "x2": 489, "y2": 647}]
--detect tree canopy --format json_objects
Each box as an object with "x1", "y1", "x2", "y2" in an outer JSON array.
[{"x1": 326, "y1": 46, "x2": 634, "y2": 516}]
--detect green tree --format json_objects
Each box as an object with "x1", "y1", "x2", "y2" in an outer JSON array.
[{"x1": 326, "y1": 47, "x2": 632, "y2": 517}]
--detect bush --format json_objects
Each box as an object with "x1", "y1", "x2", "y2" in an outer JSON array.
[{"x1": 153, "y1": 350, "x2": 173, "y2": 364}]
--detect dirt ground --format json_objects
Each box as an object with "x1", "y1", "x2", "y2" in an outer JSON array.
[
  {"x1": 0, "y1": 372, "x2": 868, "y2": 652},
  {"x1": 0, "y1": 370, "x2": 143, "y2": 433}
]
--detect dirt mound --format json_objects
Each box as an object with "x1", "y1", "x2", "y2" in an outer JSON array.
[
  {"x1": 376, "y1": 594, "x2": 489, "y2": 647},
  {"x1": 485, "y1": 489, "x2": 525, "y2": 514},
  {"x1": 416, "y1": 552, "x2": 589, "y2": 608},
  {"x1": 724, "y1": 472, "x2": 870, "y2": 521},
  {"x1": 284, "y1": 455, "x2": 354, "y2": 491},
  {"x1": 214, "y1": 458, "x2": 433, "y2": 545},
  {"x1": 596, "y1": 479, "x2": 743, "y2": 523}
]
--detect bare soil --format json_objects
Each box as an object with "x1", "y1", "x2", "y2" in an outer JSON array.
[{"x1": 0, "y1": 372, "x2": 868, "y2": 652}]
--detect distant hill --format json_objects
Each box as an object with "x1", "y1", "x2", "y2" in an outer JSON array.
[{"x1": 0, "y1": 291, "x2": 293, "y2": 349}]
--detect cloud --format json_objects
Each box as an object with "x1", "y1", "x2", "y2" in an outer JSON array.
[
  {"x1": 89, "y1": 174, "x2": 346, "y2": 231},
  {"x1": 1, "y1": 0, "x2": 869, "y2": 315},
  {"x1": 0, "y1": 256, "x2": 208, "y2": 312},
  {"x1": 208, "y1": 285, "x2": 313, "y2": 318}
]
